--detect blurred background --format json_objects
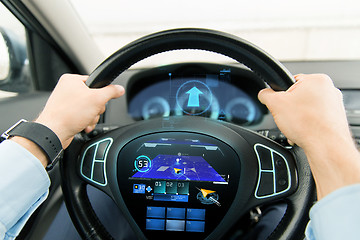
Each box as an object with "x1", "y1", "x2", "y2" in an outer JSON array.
[
  {"x1": 70, "y1": 0, "x2": 360, "y2": 61},
  {"x1": 1, "y1": 0, "x2": 360, "y2": 61}
]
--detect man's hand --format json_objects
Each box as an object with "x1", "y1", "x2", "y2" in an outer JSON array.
[
  {"x1": 258, "y1": 74, "x2": 351, "y2": 151},
  {"x1": 35, "y1": 74, "x2": 125, "y2": 149},
  {"x1": 258, "y1": 74, "x2": 360, "y2": 199}
]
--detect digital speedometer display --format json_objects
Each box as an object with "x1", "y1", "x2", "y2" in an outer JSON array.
[{"x1": 127, "y1": 64, "x2": 264, "y2": 125}]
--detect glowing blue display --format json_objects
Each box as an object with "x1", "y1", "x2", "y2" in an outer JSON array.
[
  {"x1": 128, "y1": 69, "x2": 262, "y2": 125},
  {"x1": 132, "y1": 154, "x2": 226, "y2": 182}
]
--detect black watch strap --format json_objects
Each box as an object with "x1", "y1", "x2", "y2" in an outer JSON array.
[{"x1": 1, "y1": 119, "x2": 63, "y2": 170}]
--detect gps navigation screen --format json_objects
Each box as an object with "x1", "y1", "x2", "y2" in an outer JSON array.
[
  {"x1": 117, "y1": 132, "x2": 241, "y2": 238},
  {"x1": 131, "y1": 154, "x2": 226, "y2": 182}
]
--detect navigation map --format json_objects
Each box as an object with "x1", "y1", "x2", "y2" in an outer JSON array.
[{"x1": 131, "y1": 154, "x2": 226, "y2": 182}]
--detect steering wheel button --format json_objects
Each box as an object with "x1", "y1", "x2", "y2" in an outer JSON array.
[
  {"x1": 277, "y1": 178, "x2": 288, "y2": 192},
  {"x1": 274, "y1": 153, "x2": 287, "y2": 173},
  {"x1": 254, "y1": 145, "x2": 273, "y2": 170},
  {"x1": 81, "y1": 145, "x2": 96, "y2": 179},
  {"x1": 279, "y1": 178, "x2": 287, "y2": 185},
  {"x1": 95, "y1": 140, "x2": 110, "y2": 160},
  {"x1": 256, "y1": 172, "x2": 275, "y2": 197},
  {"x1": 273, "y1": 153, "x2": 290, "y2": 193},
  {"x1": 92, "y1": 162, "x2": 106, "y2": 184}
]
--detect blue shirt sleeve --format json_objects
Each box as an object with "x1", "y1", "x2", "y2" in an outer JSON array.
[
  {"x1": 0, "y1": 140, "x2": 50, "y2": 240},
  {"x1": 305, "y1": 184, "x2": 360, "y2": 240}
]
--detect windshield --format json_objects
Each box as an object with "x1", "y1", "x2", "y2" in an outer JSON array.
[{"x1": 70, "y1": 0, "x2": 360, "y2": 61}]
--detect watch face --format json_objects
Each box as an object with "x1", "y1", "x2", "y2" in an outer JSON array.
[{"x1": 117, "y1": 132, "x2": 241, "y2": 239}]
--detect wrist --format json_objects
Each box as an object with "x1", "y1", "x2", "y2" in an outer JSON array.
[
  {"x1": 11, "y1": 136, "x2": 49, "y2": 168},
  {"x1": 304, "y1": 127, "x2": 357, "y2": 161},
  {"x1": 305, "y1": 135, "x2": 360, "y2": 199},
  {"x1": 35, "y1": 116, "x2": 68, "y2": 148}
]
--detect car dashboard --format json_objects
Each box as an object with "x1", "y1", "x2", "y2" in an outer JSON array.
[{"x1": 102, "y1": 61, "x2": 360, "y2": 149}]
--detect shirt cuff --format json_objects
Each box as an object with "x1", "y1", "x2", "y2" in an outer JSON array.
[
  {"x1": 305, "y1": 184, "x2": 360, "y2": 240},
  {"x1": 0, "y1": 140, "x2": 50, "y2": 233}
]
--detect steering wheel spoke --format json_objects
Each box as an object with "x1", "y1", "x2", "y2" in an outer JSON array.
[
  {"x1": 217, "y1": 123, "x2": 298, "y2": 210},
  {"x1": 235, "y1": 126, "x2": 299, "y2": 204}
]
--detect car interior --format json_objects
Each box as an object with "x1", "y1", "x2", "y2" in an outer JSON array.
[{"x1": 0, "y1": 0, "x2": 359, "y2": 240}]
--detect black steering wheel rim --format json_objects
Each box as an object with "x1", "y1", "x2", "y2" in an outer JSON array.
[
  {"x1": 87, "y1": 28, "x2": 294, "y2": 90},
  {"x1": 60, "y1": 28, "x2": 315, "y2": 240}
]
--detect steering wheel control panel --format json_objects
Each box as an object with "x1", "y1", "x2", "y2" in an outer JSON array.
[
  {"x1": 117, "y1": 132, "x2": 241, "y2": 239},
  {"x1": 80, "y1": 138, "x2": 113, "y2": 186},
  {"x1": 254, "y1": 144, "x2": 291, "y2": 199}
]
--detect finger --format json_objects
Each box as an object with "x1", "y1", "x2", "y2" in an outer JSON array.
[
  {"x1": 84, "y1": 125, "x2": 96, "y2": 133},
  {"x1": 258, "y1": 88, "x2": 288, "y2": 115},
  {"x1": 60, "y1": 73, "x2": 89, "y2": 83},
  {"x1": 84, "y1": 115, "x2": 100, "y2": 133},
  {"x1": 99, "y1": 105, "x2": 106, "y2": 115},
  {"x1": 83, "y1": 115, "x2": 100, "y2": 134},
  {"x1": 90, "y1": 115, "x2": 100, "y2": 126},
  {"x1": 293, "y1": 74, "x2": 305, "y2": 82},
  {"x1": 286, "y1": 78, "x2": 303, "y2": 92},
  {"x1": 287, "y1": 139, "x2": 295, "y2": 146},
  {"x1": 258, "y1": 88, "x2": 276, "y2": 105},
  {"x1": 80, "y1": 75, "x2": 89, "y2": 83},
  {"x1": 96, "y1": 85, "x2": 125, "y2": 103}
]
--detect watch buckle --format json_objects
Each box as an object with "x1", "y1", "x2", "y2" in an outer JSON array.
[{"x1": 1, "y1": 119, "x2": 28, "y2": 141}]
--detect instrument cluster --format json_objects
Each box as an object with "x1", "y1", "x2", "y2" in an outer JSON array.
[{"x1": 127, "y1": 63, "x2": 266, "y2": 126}]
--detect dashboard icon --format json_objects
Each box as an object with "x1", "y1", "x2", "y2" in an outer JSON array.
[
  {"x1": 176, "y1": 80, "x2": 213, "y2": 116},
  {"x1": 174, "y1": 168, "x2": 182, "y2": 175},
  {"x1": 196, "y1": 188, "x2": 221, "y2": 207},
  {"x1": 186, "y1": 87, "x2": 203, "y2": 107},
  {"x1": 133, "y1": 184, "x2": 146, "y2": 194}
]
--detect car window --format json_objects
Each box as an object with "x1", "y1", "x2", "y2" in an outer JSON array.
[{"x1": 0, "y1": 3, "x2": 33, "y2": 98}]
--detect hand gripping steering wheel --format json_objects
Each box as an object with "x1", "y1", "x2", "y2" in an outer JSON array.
[{"x1": 60, "y1": 28, "x2": 315, "y2": 240}]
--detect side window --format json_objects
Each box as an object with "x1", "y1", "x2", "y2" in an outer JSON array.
[{"x1": 0, "y1": 3, "x2": 33, "y2": 97}]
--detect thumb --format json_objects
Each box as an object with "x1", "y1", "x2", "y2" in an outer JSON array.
[
  {"x1": 258, "y1": 88, "x2": 286, "y2": 114},
  {"x1": 97, "y1": 84, "x2": 125, "y2": 102},
  {"x1": 258, "y1": 88, "x2": 276, "y2": 105}
]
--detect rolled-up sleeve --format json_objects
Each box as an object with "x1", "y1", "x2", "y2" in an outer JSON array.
[
  {"x1": 305, "y1": 184, "x2": 360, "y2": 240},
  {"x1": 0, "y1": 140, "x2": 50, "y2": 240}
]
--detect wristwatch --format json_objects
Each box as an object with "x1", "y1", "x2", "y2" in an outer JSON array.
[{"x1": 0, "y1": 119, "x2": 63, "y2": 170}]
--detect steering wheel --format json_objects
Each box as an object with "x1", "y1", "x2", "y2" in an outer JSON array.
[{"x1": 60, "y1": 28, "x2": 315, "y2": 240}]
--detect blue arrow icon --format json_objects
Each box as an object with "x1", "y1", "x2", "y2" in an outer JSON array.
[{"x1": 186, "y1": 87, "x2": 203, "y2": 107}]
